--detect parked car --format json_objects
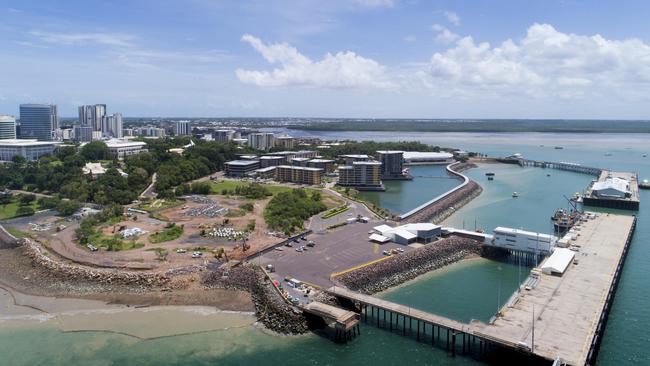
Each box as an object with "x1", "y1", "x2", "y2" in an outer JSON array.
[
  {"x1": 191, "y1": 251, "x2": 203, "y2": 258},
  {"x1": 285, "y1": 242, "x2": 293, "y2": 247},
  {"x1": 306, "y1": 241, "x2": 315, "y2": 247},
  {"x1": 176, "y1": 248, "x2": 187, "y2": 253}
]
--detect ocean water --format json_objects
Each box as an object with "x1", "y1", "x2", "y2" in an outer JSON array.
[{"x1": 2, "y1": 131, "x2": 649, "y2": 366}]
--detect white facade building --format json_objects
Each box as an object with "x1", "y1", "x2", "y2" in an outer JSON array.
[
  {"x1": 402, "y1": 151, "x2": 454, "y2": 164},
  {"x1": 174, "y1": 120, "x2": 191, "y2": 136},
  {"x1": 491, "y1": 227, "x2": 557, "y2": 254},
  {"x1": 0, "y1": 139, "x2": 61, "y2": 162},
  {"x1": 247, "y1": 133, "x2": 275, "y2": 151},
  {"x1": 104, "y1": 139, "x2": 147, "y2": 159}
]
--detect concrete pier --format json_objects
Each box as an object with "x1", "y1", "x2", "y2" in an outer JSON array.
[
  {"x1": 583, "y1": 170, "x2": 640, "y2": 210},
  {"x1": 328, "y1": 212, "x2": 636, "y2": 365}
]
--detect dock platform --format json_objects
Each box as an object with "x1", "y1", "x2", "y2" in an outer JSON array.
[
  {"x1": 476, "y1": 212, "x2": 636, "y2": 365},
  {"x1": 583, "y1": 171, "x2": 640, "y2": 210},
  {"x1": 327, "y1": 212, "x2": 636, "y2": 365}
]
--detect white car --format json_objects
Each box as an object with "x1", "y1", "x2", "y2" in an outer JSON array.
[
  {"x1": 191, "y1": 252, "x2": 203, "y2": 258},
  {"x1": 176, "y1": 248, "x2": 187, "y2": 253}
]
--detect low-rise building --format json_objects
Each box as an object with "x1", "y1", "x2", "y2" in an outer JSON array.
[
  {"x1": 307, "y1": 158, "x2": 335, "y2": 173},
  {"x1": 251, "y1": 166, "x2": 277, "y2": 179},
  {"x1": 224, "y1": 160, "x2": 261, "y2": 177},
  {"x1": 372, "y1": 223, "x2": 441, "y2": 244},
  {"x1": 340, "y1": 154, "x2": 371, "y2": 165},
  {"x1": 337, "y1": 160, "x2": 383, "y2": 190},
  {"x1": 490, "y1": 227, "x2": 556, "y2": 255},
  {"x1": 402, "y1": 151, "x2": 454, "y2": 164},
  {"x1": 259, "y1": 156, "x2": 285, "y2": 168},
  {"x1": 275, "y1": 165, "x2": 323, "y2": 185},
  {"x1": 0, "y1": 139, "x2": 61, "y2": 162},
  {"x1": 105, "y1": 139, "x2": 148, "y2": 159},
  {"x1": 291, "y1": 157, "x2": 311, "y2": 166}
]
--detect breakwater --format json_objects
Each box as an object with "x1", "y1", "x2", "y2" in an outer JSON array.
[
  {"x1": 202, "y1": 265, "x2": 309, "y2": 334},
  {"x1": 335, "y1": 236, "x2": 482, "y2": 294},
  {"x1": 399, "y1": 162, "x2": 482, "y2": 223}
]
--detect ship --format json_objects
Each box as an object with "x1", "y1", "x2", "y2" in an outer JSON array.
[
  {"x1": 640, "y1": 179, "x2": 650, "y2": 190},
  {"x1": 512, "y1": 192, "x2": 519, "y2": 198},
  {"x1": 551, "y1": 208, "x2": 581, "y2": 233}
]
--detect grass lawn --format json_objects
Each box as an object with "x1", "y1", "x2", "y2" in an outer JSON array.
[
  {"x1": 4, "y1": 226, "x2": 34, "y2": 239},
  {"x1": 0, "y1": 200, "x2": 40, "y2": 220},
  {"x1": 149, "y1": 224, "x2": 184, "y2": 244},
  {"x1": 209, "y1": 180, "x2": 328, "y2": 196},
  {"x1": 88, "y1": 232, "x2": 144, "y2": 251}
]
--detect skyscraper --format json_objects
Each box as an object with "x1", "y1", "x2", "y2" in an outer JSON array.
[
  {"x1": 0, "y1": 115, "x2": 17, "y2": 139},
  {"x1": 19, "y1": 104, "x2": 58, "y2": 141},
  {"x1": 103, "y1": 113, "x2": 123, "y2": 138},
  {"x1": 78, "y1": 104, "x2": 106, "y2": 132},
  {"x1": 174, "y1": 120, "x2": 190, "y2": 136}
]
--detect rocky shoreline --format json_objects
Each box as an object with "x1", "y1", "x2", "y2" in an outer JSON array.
[
  {"x1": 202, "y1": 265, "x2": 309, "y2": 334},
  {"x1": 336, "y1": 236, "x2": 482, "y2": 294}
]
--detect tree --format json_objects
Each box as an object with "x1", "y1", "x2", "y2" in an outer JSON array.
[
  {"x1": 15, "y1": 206, "x2": 35, "y2": 217},
  {"x1": 19, "y1": 194, "x2": 36, "y2": 205},
  {"x1": 56, "y1": 200, "x2": 81, "y2": 216},
  {"x1": 80, "y1": 141, "x2": 110, "y2": 161}
]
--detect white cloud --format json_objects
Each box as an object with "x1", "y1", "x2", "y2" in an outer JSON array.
[
  {"x1": 236, "y1": 34, "x2": 394, "y2": 89},
  {"x1": 444, "y1": 11, "x2": 460, "y2": 26},
  {"x1": 432, "y1": 24, "x2": 459, "y2": 44},
  {"x1": 30, "y1": 31, "x2": 135, "y2": 47},
  {"x1": 403, "y1": 35, "x2": 417, "y2": 43},
  {"x1": 353, "y1": 0, "x2": 395, "y2": 8},
  {"x1": 427, "y1": 23, "x2": 650, "y2": 99}
]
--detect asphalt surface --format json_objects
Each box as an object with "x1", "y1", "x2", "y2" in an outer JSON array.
[{"x1": 256, "y1": 220, "x2": 415, "y2": 288}]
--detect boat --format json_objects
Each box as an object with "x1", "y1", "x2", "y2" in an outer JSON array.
[
  {"x1": 551, "y1": 208, "x2": 567, "y2": 221},
  {"x1": 605, "y1": 152, "x2": 613, "y2": 156},
  {"x1": 512, "y1": 192, "x2": 519, "y2": 198},
  {"x1": 554, "y1": 146, "x2": 564, "y2": 150},
  {"x1": 643, "y1": 154, "x2": 647, "y2": 157},
  {"x1": 640, "y1": 179, "x2": 650, "y2": 189},
  {"x1": 547, "y1": 173, "x2": 551, "y2": 177},
  {"x1": 552, "y1": 209, "x2": 581, "y2": 233}
]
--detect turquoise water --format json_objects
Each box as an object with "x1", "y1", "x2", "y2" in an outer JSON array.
[
  {"x1": 359, "y1": 164, "x2": 460, "y2": 214},
  {"x1": 2, "y1": 131, "x2": 650, "y2": 365}
]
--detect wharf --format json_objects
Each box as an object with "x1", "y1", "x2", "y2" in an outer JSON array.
[
  {"x1": 327, "y1": 212, "x2": 636, "y2": 365},
  {"x1": 477, "y1": 212, "x2": 636, "y2": 365},
  {"x1": 583, "y1": 171, "x2": 640, "y2": 210}
]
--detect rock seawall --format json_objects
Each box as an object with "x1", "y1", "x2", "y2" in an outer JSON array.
[
  {"x1": 403, "y1": 181, "x2": 482, "y2": 224},
  {"x1": 22, "y1": 237, "x2": 169, "y2": 289},
  {"x1": 336, "y1": 236, "x2": 482, "y2": 294},
  {"x1": 203, "y1": 265, "x2": 309, "y2": 334}
]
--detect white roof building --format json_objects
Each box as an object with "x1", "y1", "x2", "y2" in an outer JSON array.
[
  {"x1": 541, "y1": 248, "x2": 575, "y2": 275},
  {"x1": 591, "y1": 177, "x2": 630, "y2": 199},
  {"x1": 104, "y1": 139, "x2": 147, "y2": 159},
  {"x1": 372, "y1": 223, "x2": 441, "y2": 244},
  {"x1": 0, "y1": 139, "x2": 62, "y2": 162},
  {"x1": 402, "y1": 151, "x2": 454, "y2": 163}
]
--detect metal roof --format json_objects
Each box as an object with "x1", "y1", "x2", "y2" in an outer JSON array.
[{"x1": 541, "y1": 248, "x2": 575, "y2": 275}]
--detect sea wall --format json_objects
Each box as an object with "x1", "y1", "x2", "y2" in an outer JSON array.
[
  {"x1": 399, "y1": 162, "x2": 482, "y2": 223},
  {"x1": 202, "y1": 265, "x2": 309, "y2": 334},
  {"x1": 335, "y1": 236, "x2": 482, "y2": 294},
  {"x1": 20, "y1": 237, "x2": 169, "y2": 288}
]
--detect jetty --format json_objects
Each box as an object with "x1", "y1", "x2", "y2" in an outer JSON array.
[
  {"x1": 327, "y1": 212, "x2": 636, "y2": 365},
  {"x1": 506, "y1": 158, "x2": 602, "y2": 176}
]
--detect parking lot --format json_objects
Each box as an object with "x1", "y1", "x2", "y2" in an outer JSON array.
[{"x1": 256, "y1": 220, "x2": 415, "y2": 288}]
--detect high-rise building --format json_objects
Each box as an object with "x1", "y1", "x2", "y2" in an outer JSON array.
[
  {"x1": 377, "y1": 150, "x2": 405, "y2": 179},
  {"x1": 78, "y1": 104, "x2": 106, "y2": 132},
  {"x1": 0, "y1": 115, "x2": 17, "y2": 139},
  {"x1": 102, "y1": 113, "x2": 123, "y2": 138},
  {"x1": 174, "y1": 120, "x2": 191, "y2": 136},
  {"x1": 19, "y1": 104, "x2": 58, "y2": 141},
  {"x1": 247, "y1": 133, "x2": 275, "y2": 151},
  {"x1": 214, "y1": 129, "x2": 235, "y2": 142}
]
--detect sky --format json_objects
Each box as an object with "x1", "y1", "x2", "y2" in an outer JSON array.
[{"x1": 1, "y1": 0, "x2": 650, "y2": 119}]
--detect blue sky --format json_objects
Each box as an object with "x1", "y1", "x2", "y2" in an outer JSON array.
[{"x1": 1, "y1": 0, "x2": 650, "y2": 119}]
